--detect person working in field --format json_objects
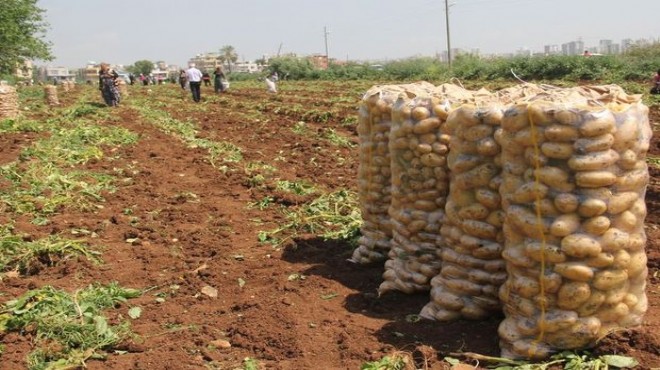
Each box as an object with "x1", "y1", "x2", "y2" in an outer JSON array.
[
  {"x1": 98, "y1": 62, "x2": 121, "y2": 107},
  {"x1": 186, "y1": 63, "x2": 203, "y2": 102},
  {"x1": 651, "y1": 69, "x2": 660, "y2": 94},
  {"x1": 213, "y1": 66, "x2": 226, "y2": 93}
]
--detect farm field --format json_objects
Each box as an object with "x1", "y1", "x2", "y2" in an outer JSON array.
[{"x1": 0, "y1": 80, "x2": 658, "y2": 370}]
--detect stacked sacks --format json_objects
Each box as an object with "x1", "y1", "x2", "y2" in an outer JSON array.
[
  {"x1": 0, "y1": 83, "x2": 19, "y2": 120},
  {"x1": 44, "y1": 85, "x2": 59, "y2": 106},
  {"x1": 351, "y1": 82, "x2": 434, "y2": 264},
  {"x1": 421, "y1": 95, "x2": 508, "y2": 321},
  {"x1": 117, "y1": 79, "x2": 129, "y2": 98},
  {"x1": 378, "y1": 91, "x2": 451, "y2": 294},
  {"x1": 497, "y1": 86, "x2": 651, "y2": 359}
]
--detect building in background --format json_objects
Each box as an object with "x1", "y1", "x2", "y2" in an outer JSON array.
[
  {"x1": 40, "y1": 65, "x2": 76, "y2": 84},
  {"x1": 544, "y1": 44, "x2": 560, "y2": 55}
]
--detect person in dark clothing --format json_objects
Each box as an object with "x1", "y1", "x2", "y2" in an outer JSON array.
[
  {"x1": 98, "y1": 62, "x2": 120, "y2": 107},
  {"x1": 179, "y1": 70, "x2": 187, "y2": 89},
  {"x1": 651, "y1": 69, "x2": 660, "y2": 94},
  {"x1": 202, "y1": 72, "x2": 211, "y2": 86},
  {"x1": 213, "y1": 66, "x2": 226, "y2": 93}
]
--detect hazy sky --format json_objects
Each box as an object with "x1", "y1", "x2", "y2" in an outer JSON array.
[{"x1": 39, "y1": 0, "x2": 658, "y2": 68}]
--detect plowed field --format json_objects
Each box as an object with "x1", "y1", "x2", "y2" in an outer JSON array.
[{"x1": 0, "y1": 81, "x2": 658, "y2": 370}]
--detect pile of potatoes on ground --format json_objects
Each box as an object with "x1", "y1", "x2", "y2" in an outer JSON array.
[{"x1": 352, "y1": 82, "x2": 651, "y2": 359}]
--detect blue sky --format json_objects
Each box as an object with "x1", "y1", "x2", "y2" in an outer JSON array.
[{"x1": 39, "y1": 0, "x2": 658, "y2": 68}]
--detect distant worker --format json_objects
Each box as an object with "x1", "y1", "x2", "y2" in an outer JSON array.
[
  {"x1": 651, "y1": 69, "x2": 660, "y2": 94},
  {"x1": 129, "y1": 73, "x2": 135, "y2": 85},
  {"x1": 178, "y1": 69, "x2": 187, "y2": 89},
  {"x1": 186, "y1": 63, "x2": 203, "y2": 102},
  {"x1": 98, "y1": 62, "x2": 120, "y2": 107},
  {"x1": 202, "y1": 71, "x2": 211, "y2": 86},
  {"x1": 213, "y1": 66, "x2": 226, "y2": 93},
  {"x1": 583, "y1": 50, "x2": 592, "y2": 57}
]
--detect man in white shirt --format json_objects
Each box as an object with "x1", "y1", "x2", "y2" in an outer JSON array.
[{"x1": 185, "y1": 63, "x2": 203, "y2": 102}]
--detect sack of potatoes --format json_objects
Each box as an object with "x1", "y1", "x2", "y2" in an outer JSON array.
[
  {"x1": 378, "y1": 92, "x2": 451, "y2": 294},
  {"x1": 497, "y1": 86, "x2": 651, "y2": 359},
  {"x1": 351, "y1": 83, "x2": 434, "y2": 264},
  {"x1": 421, "y1": 102, "x2": 508, "y2": 321}
]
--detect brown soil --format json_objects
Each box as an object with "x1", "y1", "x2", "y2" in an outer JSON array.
[{"x1": 0, "y1": 82, "x2": 659, "y2": 370}]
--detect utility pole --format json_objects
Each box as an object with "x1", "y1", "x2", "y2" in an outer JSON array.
[
  {"x1": 324, "y1": 26, "x2": 330, "y2": 66},
  {"x1": 445, "y1": 0, "x2": 452, "y2": 68}
]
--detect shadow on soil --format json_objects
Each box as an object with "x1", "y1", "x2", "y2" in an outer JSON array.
[{"x1": 281, "y1": 236, "x2": 503, "y2": 358}]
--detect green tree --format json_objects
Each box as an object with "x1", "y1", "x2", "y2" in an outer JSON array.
[
  {"x1": 219, "y1": 45, "x2": 238, "y2": 72},
  {"x1": 0, "y1": 0, "x2": 53, "y2": 74},
  {"x1": 127, "y1": 60, "x2": 154, "y2": 76}
]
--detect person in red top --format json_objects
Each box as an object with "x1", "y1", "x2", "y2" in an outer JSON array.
[{"x1": 651, "y1": 69, "x2": 660, "y2": 94}]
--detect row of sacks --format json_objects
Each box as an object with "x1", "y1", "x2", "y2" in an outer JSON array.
[{"x1": 350, "y1": 82, "x2": 651, "y2": 359}]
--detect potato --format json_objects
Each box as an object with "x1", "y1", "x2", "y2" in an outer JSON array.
[
  {"x1": 627, "y1": 233, "x2": 645, "y2": 252},
  {"x1": 550, "y1": 214, "x2": 581, "y2": 237},
  {"x1": 524, "y1": 241, "x2": 566, "y2": 263},
  {"x1": 604, "y1": 280, "x2": 629, "y2": 304},
  {"x1": 617, "y1": 149, "x2": 638, "y2": 170},
  {"x1": 568, "y1": 150, "x2": 619, "y2": 171},
  {"x1": 419, "y1": 132, "x2": 438, "y2": 145},
  {"x1": 596, "y1": 302, "x2": 629, "y2": 322},
  {"x1": 420, "y1": 153, "x2": 446, "y2": 167},
  {"x1": 485, "y1": 211, "x2": 504, "y2": 228},
  {"x1": 599, "y1": 228, "x2": 630, "y2": 252},
  {"x1": 512, "y1": 182, "x2": 549, "y2": 204},
  {"x1": 555, "y1": 108, "x2": 581, "y2": 125},
  {"x1": 514, "y1": 127, "x2": 544, "y2": 147},
  {"x1": 628, "y1": 198, "x2": 647, "y2": 220},
  {"x1": 554, "y1": 262, "x2": 594, "y2": 281},
  {"x1": 499, "y1": 317, "x2": 523, "y2": 343},
  {"x1": 554, "y1": 193, "x2": 579, "y2": 213},
  {"x1": 578, "y1": 198, "x2": 607, "y2": 218},
  {"x1": 544, "y1": 124, "x2": 579, "y2": 142},
  {"x1": 546, "y1": 317, "x2": 601, "y2": 349},
  {"x1": 627, "y1": 251, "x2": 647, "y2": 278},
  {"x1": 612, "y1": 116, "x2": 640, "y2": 152},
  {"x1": 458, "y1": 203, "x2": 490, "y2": 220},
  {"x1": 614, "y1": 168, "x2": 649, "y2": 192},
  {"x1": 430, "y1": 286, "x2": 464, "y2": 310},
  {"x1": 592, "y1": 269, "x2": 628, "y2": 290},
  {"x1": 432, "y1": 142, "x2": 449, "y2": 154},
  {"x1": 412, "y1": 117, "x2": 441, "y2": 135},
  {"x1": 451, "y1": 154, "x2": 482, "y2": 172},
  {"x1": 586, "y1": 252, "x2": 615, "y2": 268},
  {"x1": 460, "y1": 300, "x2": 490, "y2": 319},
  {"x1": 502, "y1": 245, "x2": 537, "y2": 268},
  {"x1": 535, "y1": 167, "x2": 573, "y2": 192},
  {"x1": 541, "y1": 142, "x2": 574, "y2": 159},
  {"x1": 477, "y1": 137, "x2": 500, "y2": 157},
  {"x1": 579, "y1": 110, "x2": 615, "y2": 137},
  {"x1": 538, "y1": 309, "x2": 579, "y2": 333},
  {"x1": 561, "y1": 234, "x2": 602, "y2": 258},
  {"x1": 524, "y1": 147, "x2": 549, "y2": 167},
  {"x1": 463, "y1": 124, "x2": 494, "y2": 142},
  {"x1": 433, "y1": 104, "x2": 449, "y2": 120},
  {"x1": 502, "y1": 105, "x2": 529, "y2": 132},
  {"x1": 612, "y1": 210, "x2": 638, "y2": 232},
  {"x1": 416, "y1": 143, "x2": 433, "y2": 154},
  {"x1": 575, "y1": 171, "x2": 617, "y2": 188},
  {"x1": 441, "y1": 276, "x2": 483, "y2": 296},
  {"x1": 411, "y1": 106, "x2": 431, "y2": 121},
  {"x1": 472, "y1": 242, "x2": 503, "y2": 259},
  {"x1": 607, "y1": 192, "x2": 639, "y2": 215},
  {"x1": 574, "y1": 133, "x2": 614, "y2": 154},
  {"x1": 462, "y1": 219, "x2": 498, "y2": 239},
  {"x1": 507, "y1": 205, "x2": 550, "y2": 238},
  {"x1": 582, "y1": 216, "x2": 611, "y2": 236},
  {"x1": 557, "y1": 281, "x2": 592, "y2": 310}
]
